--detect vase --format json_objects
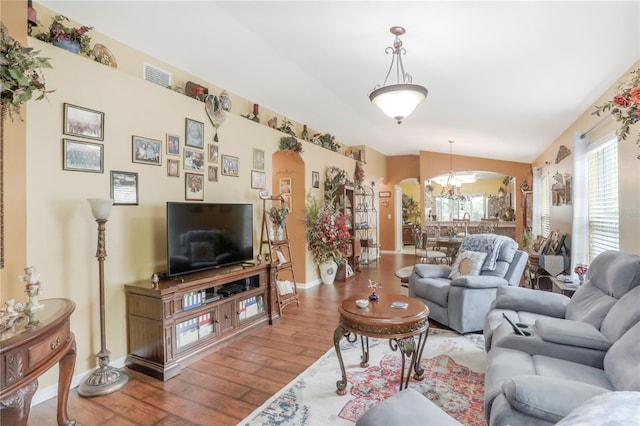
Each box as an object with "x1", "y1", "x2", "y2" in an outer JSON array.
[
  {"x1": 53, "y1": 38, "x2": 81, "y2": 54},
  {"x1": 578, "y1": 274, "x2": 585, "y2": 283},
  {"x1": 273, "y1": 225, "x2": 284, "y2": 241},
  {"x1": 319, "y1": 259, "x2": 337, "y2": 285}
]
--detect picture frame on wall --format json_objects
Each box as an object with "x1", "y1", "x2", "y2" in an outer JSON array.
[
  {"x1": 208, "y1": 144, "x2": 219, "y2": 163},
  {"x1": 110, "y1": 170, "x2": 138, "y2": 205},
  {"x1": 185, "y1": 117, "x2": 204, "y2": 148},
  {"x1": 379, "y1": 191, "x2": 391, "y2": 198},
  {"x1": 312, "y1": 171, "x2": 320, "y2": 188},
  {"x1": 221, "y1": 155, "x2": 239, "y2": 177},
  {"x1": 63, "y1": 103, "x2": 104, "y2": 141},
  {"x1": 253, "y1": 148, "x2": 265, "y2": 170},
  {"x1": 184, "y1": 148, "x2": 205, "y2": 171},
  {"x1": 251, "y1": 170, "x2": 266, "y2": 189},
  {"x1": 166, "y1": 134, "x2": 180, "y2": 156},
  {"x1": 132, "y1": 136, "x2": 162, "y2": 165},
  {"x1": 208, "y1": 166, "x2": 218, "y2": 182},
  {"x1": 279, "y1": 178, "x2": 292, "y2": 195},
  {"x1": 167, "y1": 159, "x2": 180, "y2": 177},
  {"x1": 62, "y1": 139, "x2": 103, "y2": 173},
  {"x1": 185, "y1": 172, "x2": 204, "y2": 201}
]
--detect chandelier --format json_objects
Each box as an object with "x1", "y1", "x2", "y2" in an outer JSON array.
[
  {"x1": 369, "y1": 26, "x2": 428, "y2": 124},
  {"x1": 434, "y1": 141, "x2": 476, "y2": 200}
]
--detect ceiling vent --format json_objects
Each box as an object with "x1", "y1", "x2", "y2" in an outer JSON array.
[{"x1": 143, "y1": 63, "x2": 171, "y2": 88}]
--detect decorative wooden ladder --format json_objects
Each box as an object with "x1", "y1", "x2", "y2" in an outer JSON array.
[{"x1": 259, "y1": 192, "x2": 299, "y2": 316}]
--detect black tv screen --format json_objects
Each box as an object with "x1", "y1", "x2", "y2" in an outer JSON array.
[{"x1": 167, "y1": 202, "x2": 254, "y2": 276}]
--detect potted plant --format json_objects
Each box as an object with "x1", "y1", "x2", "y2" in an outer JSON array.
[
  {"x1": 35, "y1": 15, "x2": 93, "y2": 55},
  {"x1": 278, "y1": 136, "x2": 303, "y2": 153},
  {"x1": 302, "y1": 192, "x2": 351, "y2": 284},
  {"x1": 1, "y1": 23, "x2": 53, "y2": 121}
]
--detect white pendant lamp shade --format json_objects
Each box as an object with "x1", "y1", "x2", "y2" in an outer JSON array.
[
  {"x1": 369, "y1": 26, "x2": 428, "y2": 124},
  {"x1": 369, "y1": 84, "x2": 428, "y2": 123}
]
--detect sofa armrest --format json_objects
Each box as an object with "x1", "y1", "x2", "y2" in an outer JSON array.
[
  {"x1": 502, "y1": 375, "x2": 610, "y2": 423},
  {"x1": 450, "y1": 276, "x2": 509, "y2": 289},
  {"x1": 412, "y1": 264, "x2": 451, "y2": 279},
  {"x1": 493, "y1": 286, "x2": 570, "y2": 318},
  {"x1": 536, "y1": 318, "x2": 612, "y2": 350}
]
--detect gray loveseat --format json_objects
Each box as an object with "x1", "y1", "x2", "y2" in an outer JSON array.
[
  {"x1": 409, "y1": 234, "x2": 528, "y2": 333},
  {"x1": 483, "y1": 250, "x2": 640, "y2": 425}
]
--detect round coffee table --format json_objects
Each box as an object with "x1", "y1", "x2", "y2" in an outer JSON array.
[{"x1": 333, "y1": 294, "x2": 430, "y2": 395}]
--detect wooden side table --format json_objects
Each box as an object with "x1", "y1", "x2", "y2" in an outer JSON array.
[
  {"x1": 550, "y1": 277, "x2": 579, "y2": 298},
  {"x1": 334, "y1": 295, "x2": 429, "y2": 395},
  {"x1": 0, "y1": 298, "x2": 76, "y2": 425}
]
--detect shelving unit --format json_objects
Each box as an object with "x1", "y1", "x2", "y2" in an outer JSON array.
[
  {"x1": 355, "y1": 184, "x2": 379, "y2": 265},
  {"x1": 327, "y1": 184, "x2": 357, "y2": 281},
  {"x1": 259, "y1": 193, "x2": 299, "y2": 316},
  {"x1": 124, "y1": 264, "x2": 269, "y2": 381}
]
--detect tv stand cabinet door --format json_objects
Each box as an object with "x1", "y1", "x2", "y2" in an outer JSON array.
[{"x1": 218, "y1": 301, "x2": 234, "y2": 333}]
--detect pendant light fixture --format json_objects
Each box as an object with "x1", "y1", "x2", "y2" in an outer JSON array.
[
  {"x1": 369, "y1": 26, "x2": 428, "y2": 124},
  {"x1": 434, "y1": 141, "x2": 476, "y2": 200}
]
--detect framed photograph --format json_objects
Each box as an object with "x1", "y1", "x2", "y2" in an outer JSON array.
[
  {"x1": 221, "y1": 155, "x2": 239, "y2": 177},
  {"x1": 208, "y1": 144, "x2": 219, "y2": 163},
  {"x1": 110, "y1": 171, "x2": 138, "y2": 205},
  {"x1": 253, "y1": 148, "x2": 265, "y2": 170},
  {"x1": 63, "y1": 103, "x2": 104, "y2": 141},
  {"x1": 185, "y1": 118, "x2": 204, "y2": 148},
  {"x1": 166, "y1": 134, "x2": 180, "y2": 156},
  {"x1": 379, "y1": 191, "x2": 391, "y2": 198},
  {"x1": 208, "y1": 165, "x2": 218, "y2": 182},
  {"x1": 184, "y1": 148, "x2": 205, "y2": 171},
  {"x1": 312, "y1": 171, "x2": 320, "y2": 188},
  {"x1": 251, "y1": 170, "x2": 266, "y2": 189},
  {"x1": 132, "y1": 136, "x2": 162, "y2": 166},
  {"x1": 275, "y1": 248, "x2": 287, "y2": 264},
  {"x1": 185, "y1": 172, "x2": 204, "y2": 201},
  {"x1": 167, "y1": 159, "x2": 180, "y2": 177},
  {"x1": 62, "y1": 139, "x2": 103, "y2": 173},
  {"x1": 279, "y1": 178, "x2": 292, "y2": 195}
]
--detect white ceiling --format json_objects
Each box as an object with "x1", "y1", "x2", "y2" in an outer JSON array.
[{"x1": 40, "y1": 1, "x2": 640, "y2": 163}]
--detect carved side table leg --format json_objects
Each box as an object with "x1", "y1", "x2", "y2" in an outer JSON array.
[
  {"x1": 413, "y1": 329, "x2": 429, "y2": 381},
  {"x1": 392, "y1": 337, "x2": 417, "y2": 391},
  {"x1": 333, "y1": 325, "x2": 350, "y2": 395},
  {"x1": 57, "y1": 338, "x2": 77, "y2": 426},
  {"x1": 0, "y1": 380, "x2": 38, "y2": 426}
]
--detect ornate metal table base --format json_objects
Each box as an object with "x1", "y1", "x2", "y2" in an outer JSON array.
[
  {"x1": 334, "y1": 326, "x2": 429, "y2": 395},
  {"x1": 333, "y1": 295, "x2": 430, "y2": 396}
]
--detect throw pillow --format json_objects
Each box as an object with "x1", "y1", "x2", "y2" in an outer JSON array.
[{"x1": 448, "y1": 250, "x2": 487, "y2": 280}]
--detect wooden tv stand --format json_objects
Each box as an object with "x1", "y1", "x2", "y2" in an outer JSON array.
[{"x1": 124, "y1": 264, "x2": 272, "y2": 381}]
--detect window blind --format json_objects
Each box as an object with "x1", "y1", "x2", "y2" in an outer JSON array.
[
  {"x1": 540, "y1": 175, "x2": 551, "y2": 237},
  {"x1": 587, "y1": 138, "x2": 619, "y2": 261}
]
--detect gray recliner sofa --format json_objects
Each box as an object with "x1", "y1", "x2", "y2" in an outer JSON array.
[
  {"x1": 484, "y1": 322, "x2": 640, "y2": 425},
  {"x1": 484, "y1": 250, "x2": 640, "y2": 367},
  {"x1": 409, "y1": 234, "x2": 528, "y2": 333}
]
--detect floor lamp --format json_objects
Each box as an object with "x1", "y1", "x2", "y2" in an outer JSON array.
[{"x1": 79, "y1": 198, "x2": 129, "y2": 397}]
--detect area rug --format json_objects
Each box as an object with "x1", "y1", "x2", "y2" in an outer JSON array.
[{"x1": 240, "y1": 328, "x2": 486, "y2": 426}]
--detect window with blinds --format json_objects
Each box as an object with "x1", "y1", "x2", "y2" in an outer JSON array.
[
  {"x1": 540, "y1": 174, "x2": 551, "y2": 237},
  {"x1": 587, "y1": 137, "x2": 619, "y2": 261}
]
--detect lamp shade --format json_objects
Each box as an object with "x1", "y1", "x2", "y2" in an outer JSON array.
[
  {"x1": 369, "y1": 83, "x2": 428, "y2": 124},
  {"x1": 87, "y1": 198, "x2": 114, "y2": 220}
]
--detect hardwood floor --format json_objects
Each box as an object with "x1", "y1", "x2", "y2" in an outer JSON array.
[{"x1": 28, "y1": 252, "x2": 417, "y2": 425}]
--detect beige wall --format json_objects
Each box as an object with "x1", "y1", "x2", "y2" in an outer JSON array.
[
  {"x1": 11, "y1": 34, "x2": 386, "y2": 390},
  {"x1": 532, "y1": 61, "x2": 640, "y2": 255}
]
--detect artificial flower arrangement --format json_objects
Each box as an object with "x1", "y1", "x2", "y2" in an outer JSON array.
[
  {"x1": 35, "y1": 15, "x2": 94, "y2": 56},
  {"x1": 445, "y1": 226, "x2": 458, "y2": 238},
  {"x1": 302, "y1": 192, "x2": 351, "y2": 265},
  {"x1": 325, "y1": 166, "x2": 348, "y2": 191},
  {"x1": 593, "y1": 67, "x2": 640, "y2": 150},
  {"x1": 268, "y1": 202, "x2": 289, "y2": 227},
  {"x1": 1, "y1": 23, "x2": 53, "y2": 121},
  {"x1": 278, "y1": 136, "x2": 303, "y2": 153},
  {"x1": 575, "y1": 263, "x2": 589, "y2": 281}
]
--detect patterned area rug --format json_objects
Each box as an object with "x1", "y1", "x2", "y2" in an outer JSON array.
[{"x1": 240, "y1": 329, "x2": 486, "y2": 425}]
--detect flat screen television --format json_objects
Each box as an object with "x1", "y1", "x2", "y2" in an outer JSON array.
[{"x1": 166, "y1": 202, "x2": 254, "y2": 276}]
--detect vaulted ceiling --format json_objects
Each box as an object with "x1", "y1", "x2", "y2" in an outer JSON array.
[{"x1": 41, "y1": 1, "x2": 640, "y2": 163}]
